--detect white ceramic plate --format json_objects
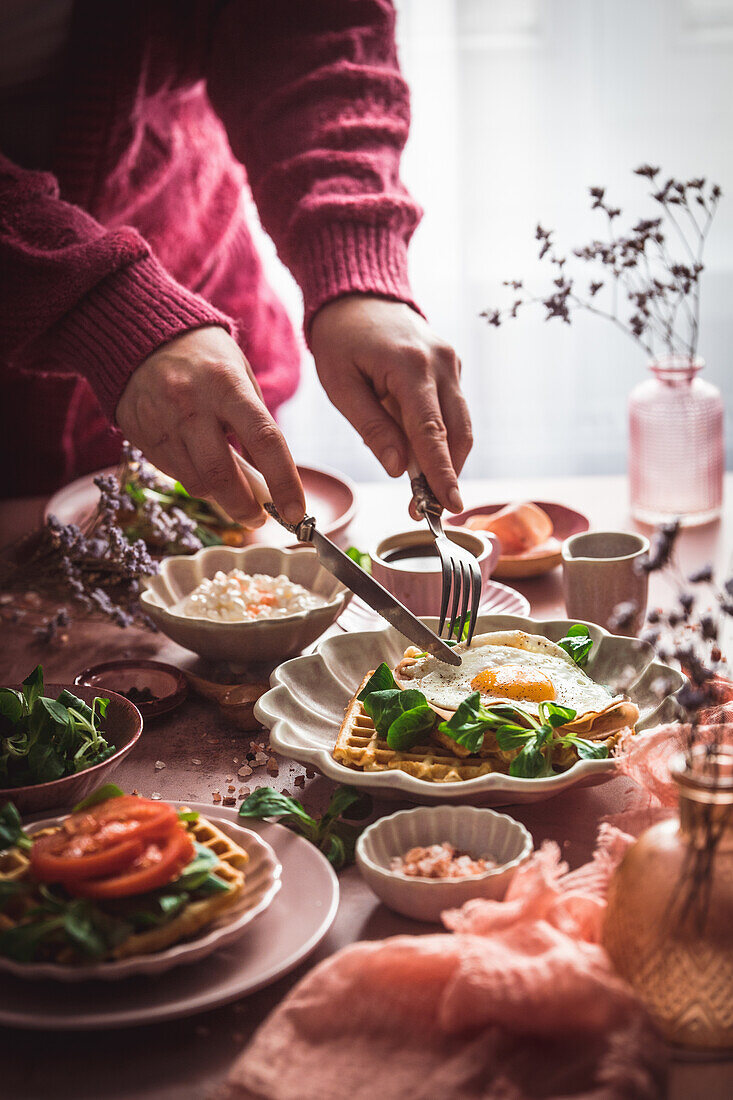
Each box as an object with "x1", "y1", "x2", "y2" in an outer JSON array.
[
  {"x1": 256, "y1": 614, "x2": 685, "y2": 805},
  {"x1": 0, "y1": 810, "x2": 339, "y2": 1029},
  {"x1": 336, "y1": 579, "x2": 529, "y2": 634},
  {"x1": 0, "y1": 814, "x2": 282, "y2": 982}
]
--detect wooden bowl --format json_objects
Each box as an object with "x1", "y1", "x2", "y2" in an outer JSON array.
[{"x1": 0, "y1": 685, "x2": 143, "y2": 815}]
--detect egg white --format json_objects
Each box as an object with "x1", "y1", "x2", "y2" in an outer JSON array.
[{"x1": 397, "y1": 630, "x2": 612, "y2": 718}]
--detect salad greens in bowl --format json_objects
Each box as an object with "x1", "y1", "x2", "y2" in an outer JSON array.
[{"x1": 0, "y1": 667, "x2": 142, "y2": 814}]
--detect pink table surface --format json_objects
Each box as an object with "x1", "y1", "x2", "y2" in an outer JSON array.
[{"x1": 0, "y1": 474, "x2": 731, "y2": 1100}]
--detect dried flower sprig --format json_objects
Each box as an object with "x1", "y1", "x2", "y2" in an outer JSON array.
[
  {"x1": 483, "y1": 167, "x2": 722, "y2": 361},
  {"x1": 0, "y1": 473, "x2": 160, "y2": 636},
  {"x1": 625, "y1": 523, "x2": 733, "y2": 934}
]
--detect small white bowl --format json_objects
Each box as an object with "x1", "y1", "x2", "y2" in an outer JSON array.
[
  {"x1": 356, "y1": 805, "x2": 532, "y2": 923},
  {"x1": 141, "y1": 545, "x2": 349, "y2": 666}
]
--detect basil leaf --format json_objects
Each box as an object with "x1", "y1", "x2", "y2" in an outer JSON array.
[
  {"x1": 63, "y1": 907, "x2": 108, "y2": 961},
  {"x1": 436, "y1": 692, "x2": 528, "y2": 755},
  {"x1": 0, "y1": 802, "x2": 30, "y2": 852},
  {"x1": 357, "y1": 663, "x2": 396, "y2": 701},
  {"x1": 21, "y1": 666, "x2": 44, "y2": 713},
  {"x1": 346, "y1": 547, "x2": 372, "y2": 574},
  {"x1": 557, "y1": 625, "x2": 593, "y2": 667},
  {"x1": 177, "y1": 809, "x2": 199, "y2": 824},
  {"x1": 0, "y1": 916, "x2": 65, "y2": 962},
  {"x1": 72, "y1": 784, "x2": 125, "y2": 813},
  {"x1": 386, "y1": 704, "x2": 437, "y2": 751},
  {"x1": 238, "y1": 787, "x2": 318, "y2": 832},
  {"x1": 363, "y1": 689, "x2": 428, "y2": 738},
  {"x1": 0, "y1": 689, "x2": 24, "y2": 727},
  {"x1": 495, "y1": 725, "x2": 535, "y2": 751},
  {"x1": 320, "y1": 786, "x2": 364, "y2": 825},
  {"x1": 566, "y1": 736, "x2": 610, "y2": 761},
  {"x1": 538, "y1": 701, "x2": 577, "y2": 728},
  {"x1": 509, "y1": 737, "x2": 552, "y2": 778}
]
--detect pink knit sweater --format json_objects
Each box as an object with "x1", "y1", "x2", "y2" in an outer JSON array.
[{"x1": 0, "y1": 0, "x2": 422, "y2": 496}]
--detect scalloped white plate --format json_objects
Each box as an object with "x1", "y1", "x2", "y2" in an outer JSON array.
[
  {"x1": 255, "y1": 614, "x2": 685, "y2": 805},
  {"x1": 0, "y1": 814, "x2": 281, "y2": 982}
]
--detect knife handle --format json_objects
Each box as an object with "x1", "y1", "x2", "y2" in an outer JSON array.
[{"x1": 230, "y1": 449, "x2": 316, "y2": 540}]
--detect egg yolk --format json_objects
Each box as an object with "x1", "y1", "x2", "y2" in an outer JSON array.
[{"x1": 470, "y1": 665, "x2": 556, "y2": 703}]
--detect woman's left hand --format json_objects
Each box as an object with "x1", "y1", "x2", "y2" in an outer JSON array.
[{"x1": 311, "y1": 296, "x2": 473, "y2": 514}]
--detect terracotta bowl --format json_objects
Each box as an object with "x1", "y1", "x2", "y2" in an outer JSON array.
[
  {"x1": 141, "y1": 545, "x2": 350, "y2": 667},
  {"x1": 0, "y1": 685, "x2": 143, "y2": 815},
  {"x1": 370, "y1": 527, "x2": 500, "y2": 616},
  {"x1": 448, "y1": 502, "x2": 590, "y2": 578}
]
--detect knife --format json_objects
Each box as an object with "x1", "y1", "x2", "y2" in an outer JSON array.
[{"x1": 230, "y1": 452, "x2": 461, "y2": 665}]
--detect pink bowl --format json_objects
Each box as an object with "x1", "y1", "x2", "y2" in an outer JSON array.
[
  {"x1": 0, "y1": 684, "x2": 143, "y2": 815},
  {"x1": 370, "y1": 527, "x2": 500, "y2": 616}
]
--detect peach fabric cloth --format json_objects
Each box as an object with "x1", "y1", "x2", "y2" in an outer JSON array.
[{"x1": 223, "y1": 692, "x2": 733, "y2": 1100}]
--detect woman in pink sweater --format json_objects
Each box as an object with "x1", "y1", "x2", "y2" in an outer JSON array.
[{"x1": 0, "y1": 0, "x2": 472, "y2": 525}]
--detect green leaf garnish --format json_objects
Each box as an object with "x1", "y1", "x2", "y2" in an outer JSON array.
[
  {"x1": 346, "y1": 547, "x2": 372, "y2": 573},
  {"x1": 557, "y1": 624, "x2": 593, "y2": 667},
  {"x1": 1, "y1": 670, "x2": 115, "y2": 790},
  {"x1": 72, "y1": 784, "x2": 125, "y2": 813},
  {"x1": 357, "y1": 663, "x2": 396, "y2": 702},
  {"x1": 0, "y1": 802, "x2": 31, "y2": 852},
  {"x1": 386, "y1": 704, "x2": 437, "y2": 751},
  {"x1": 239, "y1": 785, "x2": 370, "y2": 870}
]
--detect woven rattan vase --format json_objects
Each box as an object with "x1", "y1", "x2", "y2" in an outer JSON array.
[{"x1": 603, "y1": 747, "x2": 733, "y2": 1050}]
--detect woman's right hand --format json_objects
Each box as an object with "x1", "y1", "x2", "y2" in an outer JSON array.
[{"x1": 115, "y1": 327, "x2": 305, "y2": 527}]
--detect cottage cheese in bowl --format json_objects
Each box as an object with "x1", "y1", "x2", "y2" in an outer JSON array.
[{"x1": 178, "y1": 569, "x2": 327, "y2": 622}]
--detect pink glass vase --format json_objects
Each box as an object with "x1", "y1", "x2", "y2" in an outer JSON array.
[{"x1": 629, "y1": 356, "x2": 724, "y2": 526}]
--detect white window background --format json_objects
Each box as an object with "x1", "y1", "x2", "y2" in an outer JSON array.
[{"x1": 253, "y1": 0, "x2": 733, "y2": 482}]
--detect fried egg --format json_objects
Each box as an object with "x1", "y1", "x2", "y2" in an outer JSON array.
[{"x1": 396, "y1": 630, "x2": 613, "y2": 719}]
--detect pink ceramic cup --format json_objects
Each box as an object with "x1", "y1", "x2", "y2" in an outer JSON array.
[
  {"x1": 561, "y1": 530, "x2": 650, "y2": 636},
  {"x1": 370, "y1": 527, "x2": 500, "y2": 617}
]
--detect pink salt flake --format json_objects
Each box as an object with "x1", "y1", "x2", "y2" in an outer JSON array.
[{"x1": 391, "y1": 842, "x2": 497, "y2": 879}]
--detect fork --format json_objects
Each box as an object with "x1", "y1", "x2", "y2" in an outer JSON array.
[{"x1": 409, "y1": 469, "x2": 482, "y2": 645}]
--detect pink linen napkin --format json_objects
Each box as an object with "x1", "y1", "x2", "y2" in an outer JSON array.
[{"x1": 223, "y1": 692, "x2": 733, "y2": 1100}]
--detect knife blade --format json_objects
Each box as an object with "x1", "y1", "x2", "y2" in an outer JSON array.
[
  {"x1": 309, "y1": 529, "x2": 461, "y2": 665},
  {"x1": 228, "y1": 448, "x2": 460, "y2": 665}
]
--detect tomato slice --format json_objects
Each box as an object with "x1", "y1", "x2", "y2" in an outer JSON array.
[
  {"x1": 65, "y1": 826, "x2": 196, "y2": 899},
  {"x1": 30, "y1": 797, "x2": 178, "y2": 883}
]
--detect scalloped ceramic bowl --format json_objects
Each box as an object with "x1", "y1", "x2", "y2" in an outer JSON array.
[
  {"x1": 141, "y1": 545, "x2": 350, "y2": 666},
  {"x1": 255, "y1": 613, "x2": 686, "y2": 805},
  {"x1": 0, "y1": 815, "x2": 282, "y2": 982},
  {"x1": 356, "y1": 805, "x2": 533, "y2": 921}
]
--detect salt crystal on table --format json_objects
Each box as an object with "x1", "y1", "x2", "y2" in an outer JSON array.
[
  {"x1": 238, "y1": 765, "x2": 252, "y2": 778},
  {"x1": 151, "y1": 792, "x2": 161, "y2": 800},
  {"x1": 223, "y1": 796, "x2": 236, "y2": 806},
  {"x1": 266, "y1": 757, "x2": 279, "y2": 777},
  {"x1": 227, "y1": 785, "x2": 235, "y2": 793},
  {"x1": 253, "y1": 752, "x2": 267, "y2": 766},
  {"x1": 191, "y1": 758, "x2": 202, "y2": 765},
  {"x1": 225, "y1": 775, "x2": 233, "y2": 782},
  {"x1": 305, "y1": 766, "x2": 315, "y2": 778},
  {"x1": 294, "y1": 775, "x2": 305, "y2": 788},
  {"x1": 212, "y1": 792, "x2": 222, "y2": 803},
  {"x1": 154, "y1": 760, "x2": 166, "y2": 770},
  {"x1": 239, "y1": 787, "x2": 251, "y2": 797}
]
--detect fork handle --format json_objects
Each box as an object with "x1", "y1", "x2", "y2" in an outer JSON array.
[
  {"x1": 409, "y1": 471, "x2": 443, "y2": 519},
  {"x1": 382, "y1": 396, "x2": 444, "y2": 519}
]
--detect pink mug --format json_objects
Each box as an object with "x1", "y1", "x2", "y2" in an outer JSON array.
[{"x1": 370, "y1": 527, "x2": 500, "y2": 617}]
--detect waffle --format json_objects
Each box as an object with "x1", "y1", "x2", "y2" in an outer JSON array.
[
  {"x1": 333, "y1": 674, "x2": 507, "y2": 783},
  {"x1": 0, "y1": 812, "x2": 248, "y2": 962},
  {"x1": 334, "y1": 673, "x2": 624, "y2": 783}
]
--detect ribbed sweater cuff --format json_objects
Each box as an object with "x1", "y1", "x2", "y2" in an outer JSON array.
[
  {"x1": 295, "y1": 222, "x2": 424, "y2": 340},
  {"x1": 50, "y1": 255, "x2": 235, "y2": 419}
]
